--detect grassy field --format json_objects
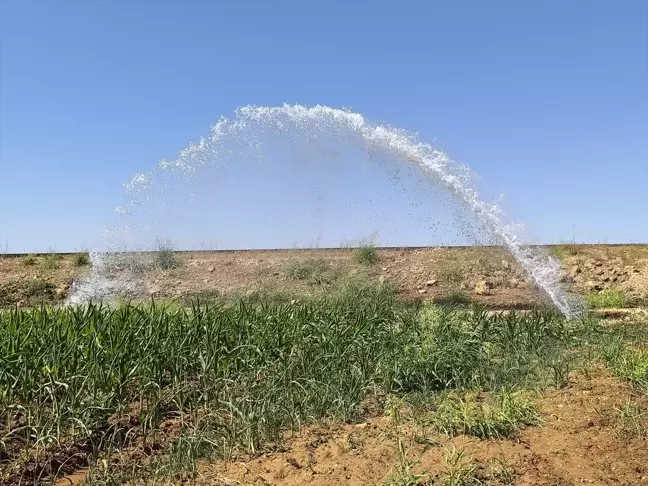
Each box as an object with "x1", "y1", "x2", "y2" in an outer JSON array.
[
  {"x1": 1, "y1": 245, "x2": 647, "y2": 484},
  {"x1": 2, "y1": 277, "x2": 647, "y2": 485}
]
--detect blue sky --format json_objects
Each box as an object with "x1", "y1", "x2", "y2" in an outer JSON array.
[{"x1": 1, "y1": 0, "x2": 646, "y2": 252}]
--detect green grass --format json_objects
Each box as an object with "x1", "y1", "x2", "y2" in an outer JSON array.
[
  {"x1": 602, "y1": 339, "x2": 648, "y2": 392},
  {"x1": 615, "y1": 399, "x2": 648, "y2": 438},
  {"x1": 383, "y1": 439, "x2": 427, "y2": 486},
  {"x1": 587, "y1": 288, "x2": 628, "y2": 309},
  {"x1": 73, "y1": 252, "x2": 90, "y2": 266},
  {"x1": 439, "y1": 447, "x2": 481, "y2": 486},
  {"x1": 434, "y1": 447, "x2": 517, "y2": 486},
  {"x1": 430, "y1": 390, "x2": 540, "y2": 438},
  {"x1": 0, "y1": 291, "x2": 576, "y2": 483},
  {"x1": 390, "y1": 306, "x2": 570, "y2": 392}
]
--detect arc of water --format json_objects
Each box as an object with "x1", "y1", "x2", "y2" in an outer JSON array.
[{"x1": 69, "y1": 104, "x2": 581, "y2": 318}]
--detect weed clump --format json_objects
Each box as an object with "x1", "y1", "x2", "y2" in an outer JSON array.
[
  {"x1": 353, "y1": 243, "x2": 378, "y2": 265},
  {"x1": 21, "y1": 254, "x2": 37, "y2": 266},
  {"x1": 73, "y1": 252, "x2": 90, "y2": 266},
  {"x1": 602, "y1": 340, "x2": 648, "y2": 391},
  {"x1": 616, "y1": 399, "x2": 648, "y2": 438},
  {"x1": 284, "y1": 258, "x2": 334, "y2": 285},
  {"x1": 25, "y1": 278, "x2": 55, "y2": 297},
  {"x1": 431, "y1": 390, "x2": 540, "y2": 438},
  {"x1": 440, "y1": 447, "x2": 481, "y2": 486},
  {"x1": 154, "y1": 239, "x2": 180, "y2": 270},
  {"x1": 384, "y1": 439, "x2": 427, "y2": 486},
  {"x1": 41, "y1": 252, "x2": 61, "y2": 270},
  {"x1": 588, "y1": 288, "x2": 628, "y2": 309}
]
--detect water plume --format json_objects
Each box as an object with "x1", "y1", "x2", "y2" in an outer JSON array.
[{"x1": 68, "y1": 104, "x2": 581, "y2": 317}]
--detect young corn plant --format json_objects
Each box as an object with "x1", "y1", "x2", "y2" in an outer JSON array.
[
  {"x1": 383, "y1": 438, "x2": 428, "y2": 486},
  {"x1": 0, "y1": 294, "x2": 567, "y2": 483}
]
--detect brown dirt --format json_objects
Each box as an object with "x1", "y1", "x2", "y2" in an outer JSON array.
[
  {"x1": 0, "y1": 254, "x2": 86, "y2": 307},
  {"x1": 1, "y1": 244, "x2": 647, "y2": 309},
  {"x1": 49, "y1": 370, "x2": 648, "y2": 486},
  {"x1": 198, "y1": 371, "x2": 648, "y2": 486}
]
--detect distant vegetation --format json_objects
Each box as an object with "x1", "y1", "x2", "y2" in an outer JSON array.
[
  {"x1": 73, "y1": 252, "x2": 90, "y2": 266},
  {"x1": 24, "y1": 278, "x2": 55, "y2": 298},
  {"x1": 588, "y1": 288, "x2": 628, "y2": 309},
  {"x1": 353, "y1": 242, "x2": 379, "y2": 265},
  {"x1": 552, "y1": 238, "x2": 584, "y2": 257},
  {"x1": 283, "y1": 257, "x2": 335, "y2": 285},
  {"x1": 21, "y1": 254, "x2": 36, "y2": 266},
  {"x1": 40, "y1": 252, "x2": 62, "y2": 270},
  {"x1": 153, "y1": 238, "x2": 180, "y2": 270}
]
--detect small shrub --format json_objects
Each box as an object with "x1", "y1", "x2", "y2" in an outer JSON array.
[
  {"x1": 25, "y1": 279, "x2": 55, "y2": 297},
  {"x1": 588, "y1": 288, "x2": 627, "y2": 309},
  {"x1": 73, "y1": 252, "x2": 90, "y2": 266},
  {"x1": 41, "y1": 252, "x2": 61, "y2": 270},
  {"x1": 488, "y1": 456, "x2": 516, "y2": 485},
  {"x1": 21, "y1": 254, "x2": 37, "y2": 266},
  {"x1": 353, "y1": 244, "x2": 378, "y2": 265},
  {"x1": 334, "y1": 276, "x2": 396, "y2": 304},
  {"x1": 154, "y1": 239, "x2": 179, "y2": 270},
  {"x1": 552, "y1": 238, "x2": 583, "y2": 258},
  {"x1": 548, "y1": 355, "x2": 572, "y2": 389},
  {"x1": 283, "y1": 258, "x2": 333, "y2": 285}
]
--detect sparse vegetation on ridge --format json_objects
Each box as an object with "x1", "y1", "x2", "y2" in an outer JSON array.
[{"x1": 73, "y1": 252, "x2": 90, "y2": 266}]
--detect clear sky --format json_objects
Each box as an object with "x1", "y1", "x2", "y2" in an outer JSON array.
[{"x1": 1, "y1": 0, "x2": 647, "y2": 252}]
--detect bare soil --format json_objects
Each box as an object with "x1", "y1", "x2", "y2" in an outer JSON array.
[{"x1": 202, "y1": 371, "x2": 648, "y2": 486}]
